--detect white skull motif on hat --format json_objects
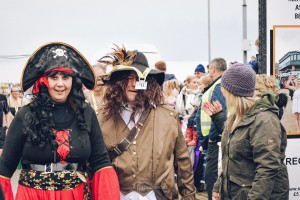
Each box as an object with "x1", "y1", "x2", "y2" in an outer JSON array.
[{"x1": 52, "y1": 48, "x2": 68, "y2": 59}]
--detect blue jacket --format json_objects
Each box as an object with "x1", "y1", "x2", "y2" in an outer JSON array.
[{"x1": 246, "y1": 55, "x2": 258, "y2": 73}]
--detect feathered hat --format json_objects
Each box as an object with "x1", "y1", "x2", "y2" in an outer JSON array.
[
  {"x1": 99, "y1": 45, "x2": 165, "y2": 86},
  {"x1": 20, "y1": 42, "x2": 96, "y2": 92}
]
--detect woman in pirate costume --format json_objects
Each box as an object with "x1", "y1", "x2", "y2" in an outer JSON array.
[{"x1": 0, "y1": 42, "x2": 120, "y2": 200}]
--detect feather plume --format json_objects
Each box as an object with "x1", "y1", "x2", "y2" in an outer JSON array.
[{"x1": 98, "y1": 44, "x2": 136, "y2": 66}]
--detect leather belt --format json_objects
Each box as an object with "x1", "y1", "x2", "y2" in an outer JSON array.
[{"x1": 22, "y1": 163, "x2": 80, "y2": 173}]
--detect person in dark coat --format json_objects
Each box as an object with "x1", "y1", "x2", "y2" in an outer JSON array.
[{"x1": 206, "y1": 64, "x2": 289, "y2": 200}]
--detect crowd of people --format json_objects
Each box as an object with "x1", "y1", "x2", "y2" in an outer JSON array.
[{"x1": 0, "y1": 41, "x2": 292, "y2": 200}]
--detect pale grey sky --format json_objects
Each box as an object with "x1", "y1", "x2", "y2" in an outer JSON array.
[
  {"x1": 275, "y1": 27, "x2": 300, "y2": 61},
  {"x1": 0, "y1": 0, "x2": 259, "y2": 82}
]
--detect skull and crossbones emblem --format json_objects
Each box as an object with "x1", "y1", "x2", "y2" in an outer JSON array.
[{"x1": 52, "y1": 48, "x2": 68, "y2": 59}]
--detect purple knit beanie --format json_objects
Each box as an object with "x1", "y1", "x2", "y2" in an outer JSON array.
[{"x1": 221, "y1": 63, "x2": 256, "y2": 97}]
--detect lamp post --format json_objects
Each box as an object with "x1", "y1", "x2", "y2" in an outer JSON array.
[
  {"x1": 243, "y1": 0, "x2": 247, "y2": 64},
  {"x1": 258, "y1": 0, "x2": 267, "y2": 74},
  {"x1": 208, "y1": 0, "x2": 211, "y2": 63}
]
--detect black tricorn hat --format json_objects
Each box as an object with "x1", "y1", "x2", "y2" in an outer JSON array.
[
  {"x1": 99, "y1": 46, "x2": 165, "y2": 86},
  {"x1": 20, "y1": 42, "x2": 96, "y2": 91}
]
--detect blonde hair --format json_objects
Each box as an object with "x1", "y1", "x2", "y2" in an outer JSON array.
[
  {"x1": 223, "y1": 88, "x2": 257, "y2": 132},
  {"x1": 296, "y1": 77, "x2": 300, "y2": 85},
  {"x1": 184, "y1": 75, "x2": 197, "y2": 86},
  {"x1": 163, "y1": 79, "x2": 180, "y2": 97},
  {"x1": 198, "y1": 74, "x2": 212, "y2": 86},
  {"x1": 255, "y1": 74, "x2": 279, "y2": 97},
  {"x1": 255, "y1": 38, "x2": 259, "y2": 46}
]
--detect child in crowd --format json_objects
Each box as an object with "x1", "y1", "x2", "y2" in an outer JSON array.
[
  {"x1": 198, "y1": 74, "x2": 212, "y2": 93},
  {"x1": 163, "y1": 79, "x2": 181, "y2": 109},
  {"x1": 175, "y1": 75, "x2": 201, "y2": 167}
]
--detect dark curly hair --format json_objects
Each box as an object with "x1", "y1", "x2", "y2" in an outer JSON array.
[
  {"x1": 24, "y1": 71, "x2": 88, "y2": 148},
  {"x1": 102, "y1": 70, "x2": 163, "y2": 120}
]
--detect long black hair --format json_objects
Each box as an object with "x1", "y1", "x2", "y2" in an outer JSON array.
[{"x1": 24, "y1": 71, "x2": 88, "y2": 148}]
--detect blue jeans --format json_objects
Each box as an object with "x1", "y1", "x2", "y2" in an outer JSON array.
[{"x1": 204, "y1": 141, "x2": 219, "y2": 200}]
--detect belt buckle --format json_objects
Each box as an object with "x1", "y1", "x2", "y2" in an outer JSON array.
[
  {"x1": 43, "y1": 163, "x2": 53, "y2": 173},
  {"x1": 120, "y1": 138, "x2": 131, "y2": 149}
]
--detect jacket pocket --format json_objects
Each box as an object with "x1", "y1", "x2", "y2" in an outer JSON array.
[
  {"x1": 229, "y1": 175, "x2": 252, "y2": 187},
  {"x1": 228, "y1": 175, "x2": 252, "y2": 199}
]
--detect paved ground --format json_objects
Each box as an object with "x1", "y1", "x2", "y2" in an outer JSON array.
[
  {"x1": 196, "y1": 191, "x2": 208, "y2": 200},
  {"x1": 280, "y1": 89, "x2": 299, "y2": 133}
]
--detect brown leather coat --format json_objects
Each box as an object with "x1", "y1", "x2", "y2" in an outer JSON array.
[{"x1": 99, "y1": 105, "x2": 196, "y2": 199}]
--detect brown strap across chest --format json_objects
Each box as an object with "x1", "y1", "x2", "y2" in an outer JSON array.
[{"x1": 108, "y1": 108, "x2": 151, "y2": 160}]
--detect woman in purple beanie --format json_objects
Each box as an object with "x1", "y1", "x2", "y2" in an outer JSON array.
[{"x1": 205, "y1": 63, "x2": 289, "y2": 200}]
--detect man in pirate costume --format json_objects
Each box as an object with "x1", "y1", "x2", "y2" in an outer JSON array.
[
  {"x1": 98, "y1": 46, "x2": 196, "y2": 200},
  {"x1": 0, "y1": 42, "x2": 120, "y2": 200}
]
